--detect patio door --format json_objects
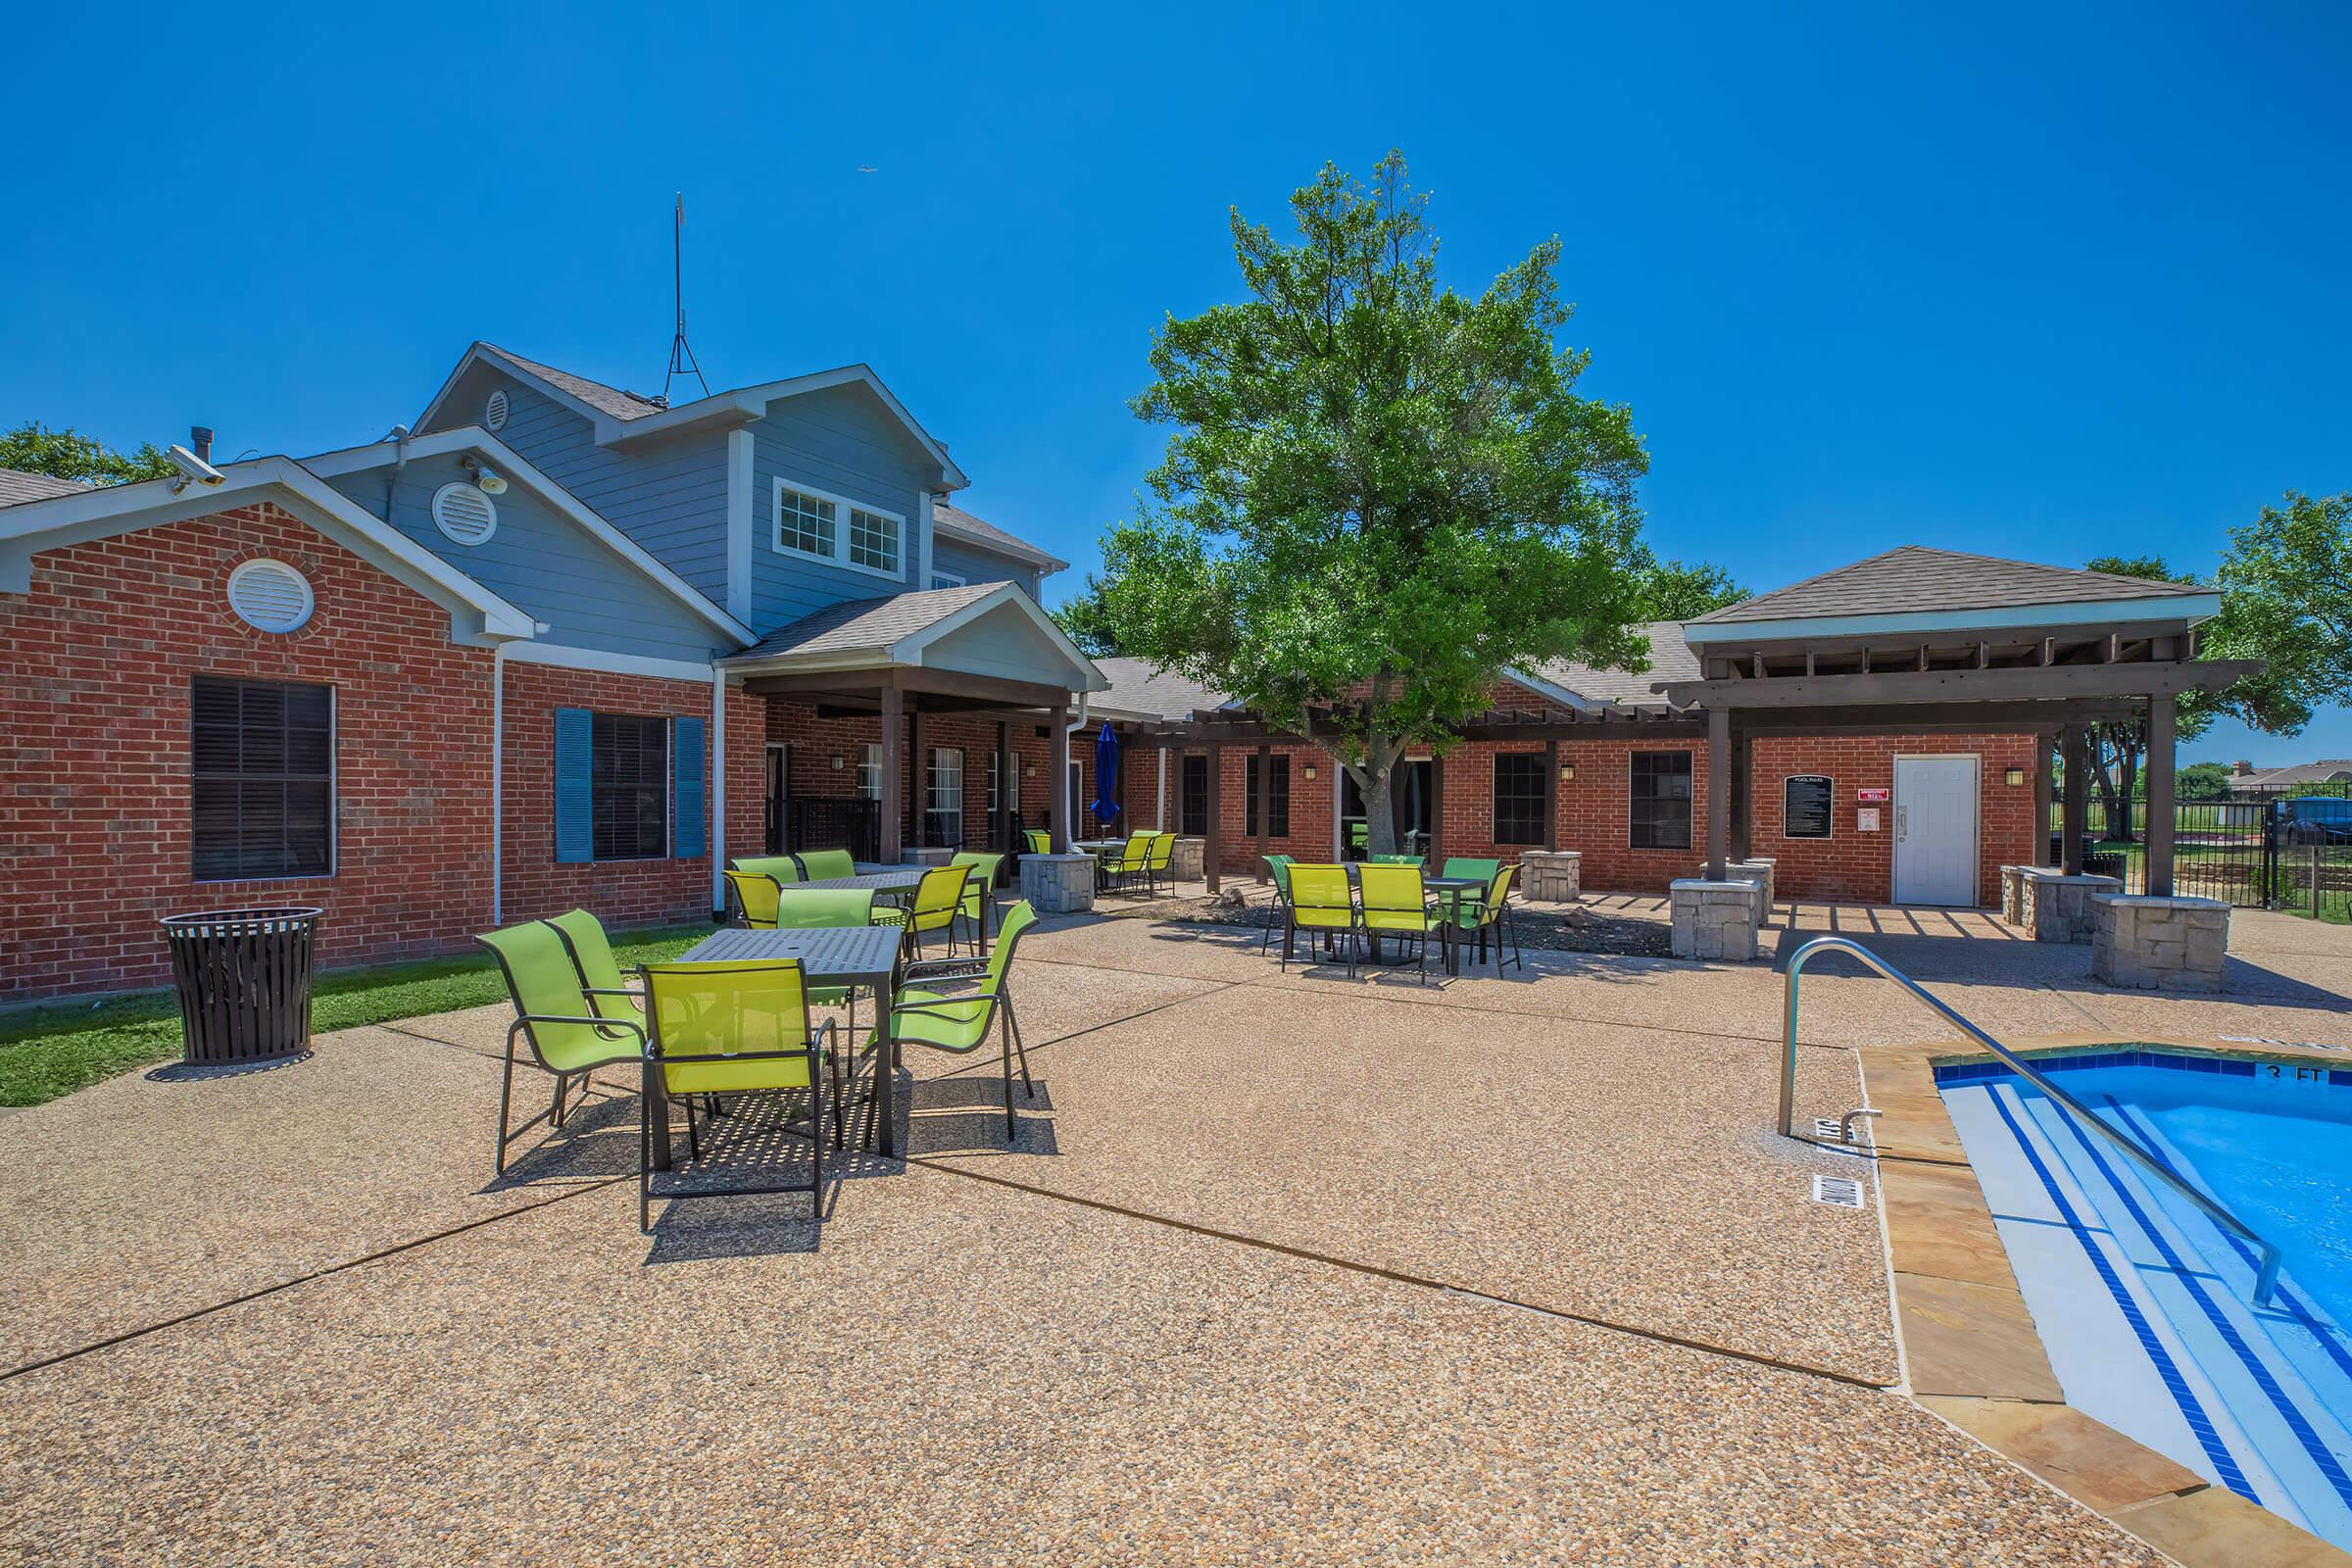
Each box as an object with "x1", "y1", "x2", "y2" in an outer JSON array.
[{"x1": 1893, "y1": 755, "x2": 1978, "y2": 906}]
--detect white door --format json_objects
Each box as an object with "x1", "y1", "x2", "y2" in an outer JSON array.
[{"x1": 1893, "y1": 756, "x2": 1979, "y2": 906}]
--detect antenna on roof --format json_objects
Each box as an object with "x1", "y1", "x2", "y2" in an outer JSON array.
[{"x1": 662, "y1": 191, "x2": 710, "y2": 406}]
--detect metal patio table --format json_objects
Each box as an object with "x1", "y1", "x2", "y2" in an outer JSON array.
[{"x1": 654, "y1": 923, "x2": 908, "y2": 1164}]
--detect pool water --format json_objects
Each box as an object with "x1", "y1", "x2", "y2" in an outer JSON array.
[{"x1": 1940, "y1": 1051, "x2": 2352, "y2": 1550}]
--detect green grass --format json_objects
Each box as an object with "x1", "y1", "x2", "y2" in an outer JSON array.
[{"x1": 0, "y1": 923, "x2": 713, "y2": 1108}]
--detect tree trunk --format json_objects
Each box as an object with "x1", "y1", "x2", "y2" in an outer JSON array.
[
  {"x1": 2092, "y1": 742, "x2": 2125, "y2": 843},
  {"x1": 1348, "y1": 732, "x2": 1408, "y2": 858}
]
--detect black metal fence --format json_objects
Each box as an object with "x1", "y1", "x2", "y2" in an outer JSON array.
[
  {"x1": 2050, "y1": 781, "x2": 2352, "y2": 917},
  {"x1": 785, "y1": 797, "x2": 880, "y2": 862}
]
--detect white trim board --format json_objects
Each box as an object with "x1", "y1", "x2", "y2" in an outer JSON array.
[
  {"x1": 772, "y1": 474, "x2": 906, "y2": 584},
  {"x1": 500, "y1": 642, "x2": 720, "y2": 685}
]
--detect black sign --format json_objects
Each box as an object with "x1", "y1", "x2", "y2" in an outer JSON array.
[{"x1": 1784, "y1": 774, "x2": 1834, "y2": 839}]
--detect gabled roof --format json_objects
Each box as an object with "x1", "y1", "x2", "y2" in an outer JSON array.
[
  {"x1": 0, "y1": 467, "x2": 90, "y2": 508},
  {"x1": 932, "y1": 501, "x2": 1066, "y2": 573},
  {"x1": 724, "y1": 581, "x2": 1105, "y2": 690},
  {"x1": 0, "y1": 456, "x2": 538, "y2": 641},
  {"x1": 1088, "y1": 658, "x2": 1236, "y2": 722},
  {"x1": 1515, "y1": 623, "x2": 1697, "y2": 711},
  {"x1": 300, "y1": 426, "x2": 753, "y2": 646},
  {"x1": 2239, "y1": 760, "x2": 2352, "y2": 788},
  {"x1": 416, "y1": 343, "x2": 970, "y2": 488},
  {"x1": 1690, "y1": 546, "x2": 2200, "y2": 625}
]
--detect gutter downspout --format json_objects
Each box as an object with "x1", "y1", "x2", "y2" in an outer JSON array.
[
  {"x1": 710, "y1": 664, "x2": 728, "y2": 914},
  {"x1": 1064, "y1": 693, "x2": 1089, "y2": 839},
  {"x1": 491, "y1": 643, "x2": 505, "y2": 924}
]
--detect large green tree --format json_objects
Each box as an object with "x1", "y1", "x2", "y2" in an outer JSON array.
[
  {"x1": 0, "y1": 420, "x2": 172, "y2": 485},
  {"x1": 2207, "y1": 491, "x2": 2352, "y2": 736},
  {"x1": 1052, "y1": 573, "x2": 1125, "y2": 658},
  {"x1": 1637, "y1": 556, "x2": 1746, "y2": 620},
  {"x1": 1095, "y1": 154, "x2": 1651, "y2": 853}
]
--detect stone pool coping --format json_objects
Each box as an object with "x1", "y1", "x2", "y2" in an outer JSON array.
[{"x1": 1865, "y1": 1031, "x2": 2352, "y2": 1568}]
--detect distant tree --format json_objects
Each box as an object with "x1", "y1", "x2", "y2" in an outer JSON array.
[
  {"x1": 2173, "y1": 760, "x2": 2233, "y2": 803},
  {"x1": 0, "y1": 420, "x2": 172, "y2": 485},
  {"x1": 1053, "y1": 574, "x2": 1125, "y2": 658},
  {"x1": 1636, "y1": 557, "x2": 1746, "y2": 620},
  {"x1": 2207, "y1": 491, "x2": 2352, "y2": 736},
  {"x1": 1095, "y1": 152, "x2": 1650, "y2": 855}
]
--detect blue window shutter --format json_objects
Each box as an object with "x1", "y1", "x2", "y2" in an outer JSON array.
[
  {"x1": 554, "y1": 708, "x2": 593, "y2": 863},
  {"x1": 672, "y1": 715, "x2": 707, "y2": 859}
]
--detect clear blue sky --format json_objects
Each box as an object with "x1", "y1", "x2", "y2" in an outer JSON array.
[{"x1": 6, "y1": 2, "x2": 2345, "y2": 763}]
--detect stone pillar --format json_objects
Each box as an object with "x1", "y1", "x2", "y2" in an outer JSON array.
[
  {"x1": 1520, "y1": 850, "x2": 1582, "y2": 902},
  {"x1": 1018, "y1": 853, "x2": 1098, "y2": 914},
  {"x1": 1696, "y1": 857, "x2": 1776, "y2": 912},
  {"x1": 2092, "y1": 893, "x2": 2228, "y2": 991},
  {"x1": 1171, "y1": 836, "x2": 1205, "y2": 882},
  {"x1": 1671, "y1": 878, "x2": 1762, "y2": 961},
  {"x1": 1999, "y1": 865, "x2": 2123, "y2": 942}
]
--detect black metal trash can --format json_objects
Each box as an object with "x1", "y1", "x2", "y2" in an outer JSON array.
[{"x1": 160, "y1": 906, "x2": 323, "y2": 1065}]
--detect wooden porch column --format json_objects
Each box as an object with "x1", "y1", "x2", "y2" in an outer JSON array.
[
  {"x1": 1429, "y1": 752, "x2": 1446, "y2": 863},
  {"x1": 2146, "y1": 694, "x2": 2178, "y2": 897},
  {"x1": 1731, "y1": 727, "x2": 1753, "y2": 862},
  {"x1": 1543, "y1": 739, "x2": 1560, "y2": 852},
  {"x1": 2033, "y1": 729, "x2": 2055, "y2": 867},
  {"x1": 879, "y1": 684, "x2": 905, "y2": 864},
  {"x1": 908, "y1": 702, "x2": 928, "y2": 849},
  {"x1": 1705, "y1": 706, "x2": 1731, "y2": 879},
  {"x1": 1203, "y1": 742, "x2": 1223, "y2": 893},
  {"x1": 2060, "y1": 723, "x2": 2087, "y2": 875},
  {"x1": 1047, "y1": 704, "x2": 1069, "y2": 853},
  {"x1": 1253, "y1": 742, "x2": 1272, "y2": 881},
  {"x1": 997, "y1": 719, "x2": 1014, "y2": 854}
]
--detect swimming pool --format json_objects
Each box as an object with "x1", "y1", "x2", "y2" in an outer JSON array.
[{"x1": 1939, "y1": 1049, "x2": 2352, "y2": 1551}]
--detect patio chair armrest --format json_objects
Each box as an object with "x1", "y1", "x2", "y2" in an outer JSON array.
[
  {"x1": 518, "y1": 1011, "x2": 646, "y2": 1044},
  {"x1": 582, "y1": 984, "x2": 644, "y2": 999}
]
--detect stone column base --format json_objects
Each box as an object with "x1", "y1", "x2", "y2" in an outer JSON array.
[
  {"x1": 1018, "y1": 852, "x2": 1098, "y2": 914},
  {"x1": 1171, "y1": 836, "x2": 1205, "y2": 882},
  {"x1": 2000, "y1": 865, "x2": 2123, "y2": 943},
  {"x1": 1519, "y1": 850, "x2": 1582, "y2": 902},
  {"x1": 1671, "y1": 879, "x2": 1764, "y2": 961},
  {"x1": 2092, "y1": 894, "x2": 2228, "y2": 991},
  {"x1": 1694, "y1": 858, "x2": 1776, "y2": 914}
]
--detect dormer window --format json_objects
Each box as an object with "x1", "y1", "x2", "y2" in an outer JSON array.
[{"x1": 772, "y1": 477, "x2": 903, "y2": 580}]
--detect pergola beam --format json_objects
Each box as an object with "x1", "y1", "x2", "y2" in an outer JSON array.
[{"x1": 1661, "y1": 659, "x2": 2262, "y2": 710}]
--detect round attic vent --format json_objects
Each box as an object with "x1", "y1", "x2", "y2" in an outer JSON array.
[
  {"x1": 431, "y1": 482, "x2": 499, "y2": 545},
  {"x1": 226, "y1": 560, "x2": 315, "y2": 634},
  {"x1": 485, "y1": 388, "x2": 510, "y2": 431}
]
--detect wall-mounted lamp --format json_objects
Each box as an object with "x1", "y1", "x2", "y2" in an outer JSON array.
[
  {"x1": 2004, "y1": 766, "x2": 2027, "y2": 787},
  {"x1": 830, "y1": 753, "x2": 845, "y2": 771},
  {"x1": 1302, "y1": 764, "x2": 1318, "y2": 780},
  {"x1": 1023, "y1": 763, "x2": 1036, "y2": 778},
  {"x1": 1559, "y1": 762, "x2": 1577, "y2": 782}
]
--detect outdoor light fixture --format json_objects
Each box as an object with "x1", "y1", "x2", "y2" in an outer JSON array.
[
  {"x1": 831, "y1": 753, "x2": 845, "y2": 771},
  {"x1": 1559, "y1": 762, "x2": 1577, "y2": 781},
  {"x1": 2005, "y1": 767, "x2": 2027, "y2": 787},
  {"x1": 1302, "y1": 764, "x2": 1317, "y2": 780}
]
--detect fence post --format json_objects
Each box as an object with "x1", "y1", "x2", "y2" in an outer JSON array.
[{"x1": 2316, "y1": 845, "x2": 2326, "y2": 922}]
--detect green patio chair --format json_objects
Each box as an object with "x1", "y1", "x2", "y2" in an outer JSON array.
[
  {"x1": 903, "y1": 863, "x2": 973, "y2": 958},
  {"x1": 722, "y1": 869, "x2": 783, "y2": 929},
  {"x1": 1357, "y1": 862, "x2": 1442, "y2": 984},
  {"x1": 1022, "y1": 828, "x2": 1053, "y2": 856},
  {"x1": 950, "y1": 851, "x2": 1006, "y2": 949},
  {"x1": 875, "y1": 901, "x2": 1040, "y2": 1142},
  {"x1": 1453, "y1": 861, "x2": 1526, "y2": 972},
  {"x1": 730, "y1": 855, "x2": 804, "y2": 885},
  {"x1": 1144, "y1": 831, "x2": 1175, "y2": 895},
  {"x1": 541, "y1": 908, "x2": 642, "y2": 1025},
  {"x1": 1438, "y1": 857, "x2": 1501, "y2": 927},
  {"x1": 1258, "y1": 853, "x2": 1297, "y2": 955},
  {"x1": 1370, "y1": 853, "x2": 1423, "y2": 865},
  {"x1": 1281, "y1": 863, "x2": 1358, "y2": 976},
  {"x1": 767, "y1": 886, "x2": 901, "y2": 1044},
  {"x1": 796, "y1": 848, "x2": 857, "y2": 880},
  {"x1": 638, "y1": 958, "x2": 841, "y2": 1231},
  {"x1": 478, "y1": 919, "x2": 649, "y2": 1175},
  {"x1": 1102, "y1": 833, "x2": 1154, "y2": 896},
  {"x1": 1348, "y1": 821, "x2": 1369, "y2": 855}
]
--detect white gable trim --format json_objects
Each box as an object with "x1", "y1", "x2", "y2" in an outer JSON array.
[
  {"x1": 303, "y1": 426, "x2": 753, "y2": 646},
  {"x1": 892, "y1": 582, "x2": 1107, "y2": 689},
  {"x1": 933, "y1": 513, "x2": 1067, "y2": 572},
  {"x1": 0, "y1": 457, "x2": 538, "y2": 642}
]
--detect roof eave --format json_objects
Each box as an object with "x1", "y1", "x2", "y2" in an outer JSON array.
[{"x1": 1681, "y1": 593, "x2": 2222, "y2": 646}]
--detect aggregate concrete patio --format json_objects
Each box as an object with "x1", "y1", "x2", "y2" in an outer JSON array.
[{"x1": 3, "y1": 898, "x2": 2346, "y2": 1564}]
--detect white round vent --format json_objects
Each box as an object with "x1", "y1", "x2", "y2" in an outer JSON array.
[
  {"x1": 432, "y1": 482, "x2": 499, "y2": 545},
  {"x1": 485, "y1": 388, "x2": 510, "y2": 431},
  {"x1": 226, "y1": 560, "x2": 315, "y2": 633}
]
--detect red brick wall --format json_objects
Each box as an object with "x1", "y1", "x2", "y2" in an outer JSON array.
[
  {"x1": 758, "y1": 701, "x2": 1065, "y2": 851},
  {"x1": 1, "y1": 504, "x2": 497, "y2": 1001},
  {"x1": 1751, "y1": 733, "x2": 2038, "y2": 906}
]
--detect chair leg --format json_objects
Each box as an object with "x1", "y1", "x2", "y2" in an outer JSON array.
[
  {"x1": 829, "y1": 1041, "x2": 846, "y2": 1150},
  {"x1": 684, "y1": 1093, "x2": 701, "y2": 1162},
  {"x1": 1281, "y1": 921, "x2": 1295, "y2": 971},
  {"x1": 638, "y1": 1082, "x2": 653, "y2": 1232},
  {"x1": 496, "y1": 1030, "x2": 519, "y2": 1175},
  {"x1": 1004, "y1": 995, "x2": 1035, "y2": 1096},
  {"x1": 1001, "y1": 1015, "x2": 1017, "y2": 1143},
  {"x1": 1507, "y1": 906, "x2": 1525, "y2": 971}
]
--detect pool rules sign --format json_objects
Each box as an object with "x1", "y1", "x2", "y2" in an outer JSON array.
[{"x1": 1784, "y1": 774, "x2": 1834, "y2": 839}]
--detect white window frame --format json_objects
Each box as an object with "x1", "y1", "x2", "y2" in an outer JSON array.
[
  {"x1": 772, "y1": 475, "x2": 905, "y2": 582},
  {"x1": 858, "y1": 743, "x2": 884, "y2": 803},
  {"x1": 928, "y1": 747, "x2": 964, "y2": 842},
  {"x1": 930, "y1": 569, "x2": 967, "y2": 590}
]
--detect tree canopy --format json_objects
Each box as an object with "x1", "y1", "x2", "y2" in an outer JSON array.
[
  {"x1": 1052, "y1": 574, "x2": 1124, "y2": 658},
  {"x1": 0, "y1": 420, "x2": 172, "y2": 486},
  {"x1": 1092, "y1": 153, "x2": 1652, "y2": 852},
  {"x1": 2207, "y1": 491, "x2": 2352, "y2": 736},
  {"x1": 1636, "y1": 557, "x2": 1746, "y2": 621}
]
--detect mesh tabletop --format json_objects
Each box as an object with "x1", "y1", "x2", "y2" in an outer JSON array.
[
  {"x1": 794, "y1": 870, "x2": 928, "y2": 895},
  {"x1": 677, "y1": 925, "x2": 904, "y2": 985}
]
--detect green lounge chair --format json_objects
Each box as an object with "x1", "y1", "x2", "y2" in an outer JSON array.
[
  {"x1": 903, "y1": 863, "x2": 973, "y2": 958},
  {"x1": 1102, "y1": 833, "x2": 1154, "y2": 896},
  {"x1": 541, "y1": 907, "x2": 643, "y2": 1028},
  {"x1": 1144, "y1": 831, "x2": 1175, "y2": 894},
  {"x1": 1258, "y1": 853, "x2": 1297, "y2": 955},
  {"x1": 478, "y1": 919, "x2": 649, "y2": 1174},
  {"x1": 1357, "y1": 862, "x2": 1442, "y2": 984},
  {"x1": 638, "y1": 958, "x2": 841, "y2": 1230},
  {"x1": 950, "y1": 851, "x2": 1007, "y2": 948},
  {"x1": 1438, "y1": 857, "x2": 1501, "y2": 927},
  {"x1": 796, "y1": 849, "x2": 858, "y2": 880},
  {"x1": 1454, "y1": 862, "x2": 1525, "y2": 972},
  {"x1": 1281, "y1": 863, "x2": 1358, "y2": 976},
  {"x1": 722, "y1": 869, "x2": 784, "y2": 929},
  {"x1": 876, "y1": 901, "x2": 1040, "y2": 1142},
  {"x1": 729, "y1": 855, "x2": 804, "y2": 885},
  {"x1": 1022, "y1": 828, "x2": 1053, "y2": 856}
]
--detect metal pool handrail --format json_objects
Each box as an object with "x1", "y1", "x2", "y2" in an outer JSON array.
[{"x1": 1780, "y1": 935, "x2": 2282, "y2": 1307}]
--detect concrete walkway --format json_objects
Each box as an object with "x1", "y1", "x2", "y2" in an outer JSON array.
[{"x1": 4, "y1": 902, "x2": 2342, "y2": 1563}]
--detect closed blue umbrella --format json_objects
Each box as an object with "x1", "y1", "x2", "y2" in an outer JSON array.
[{"x1": 1090, "y1": 721, "x2": 1121, "y2": 828}]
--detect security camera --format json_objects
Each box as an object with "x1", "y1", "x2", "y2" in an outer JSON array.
[{"x1": 167, "y1": 443, "x2": 226, "y2": 492}]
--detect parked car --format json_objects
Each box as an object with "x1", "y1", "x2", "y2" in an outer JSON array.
[{"x1": 2274, "y1": 796, "x2": 2352, "y2": 845}]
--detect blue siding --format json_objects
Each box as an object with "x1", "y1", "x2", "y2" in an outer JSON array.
[
  {"x1": 421, "y1": 362, "x2": 732, "y2": 606},
  {"x1": 747, "y1": 383, "x2": 938, "y2": 630},
  {"x1": 324, "y1": 449, "x2": 728, "y2": 663},
  {"x1": 554, "y1": 709, "x2": 593, "y2": 862},
  {"x1": 931, "y1": 537, "x2": 1043, "y2": 599}
]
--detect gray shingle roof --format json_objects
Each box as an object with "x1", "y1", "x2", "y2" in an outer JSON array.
[
  {"x1": 0, "y1": 466, "x2": 92, "y2": 507},
  {"x1": 1689, "y1": 546, "x2": 2202, "y2": 625},
  {"x1": 1088, "y1": 658, "x2": 1235, "y2": 720},
  {"x1": 2239, "y1": 760, "x2": 2352, "y2": 788},
  {"x1": 486, "y1": 345, "x2": 668, "y2": 421},
  {"x1": 1522, "y1": 622, "x2": 1697, "y2": 709},
  {"x1": 731, "y1": 582, "x2": 1005, "y2": 662},
  {"x1": 933, "y1": 502, "x2": 1066, "y2": 571}
]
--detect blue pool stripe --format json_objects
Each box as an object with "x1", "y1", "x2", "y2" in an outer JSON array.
[
  {"x1": 2050, "y1": 1101, "x2": 2352, "y2": 1516},
  {"x1": 2102, "y1": 1098, "x2": 2352, "y2": 1401},
  {"x1": 1934, "y1": 1050, "x2": 2303, "y2": 1085},
  {"x1": 1982, "y1": 1085, "x2": 2257, "y2": 1499}
]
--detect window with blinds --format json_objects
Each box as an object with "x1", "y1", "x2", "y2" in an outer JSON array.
[
  {"x1": 191, "y1": 676, "x2": 334, "y2": 880},
  {"x1": 1494, "y1": 753, "x2": 1547, "y2": 846},
  {"x1": 592, "y1": 713, "x2": 670, "y2": 860},
  {"x1": 1630, "y1": 751, "x2": 1694, "y2": 850}
]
